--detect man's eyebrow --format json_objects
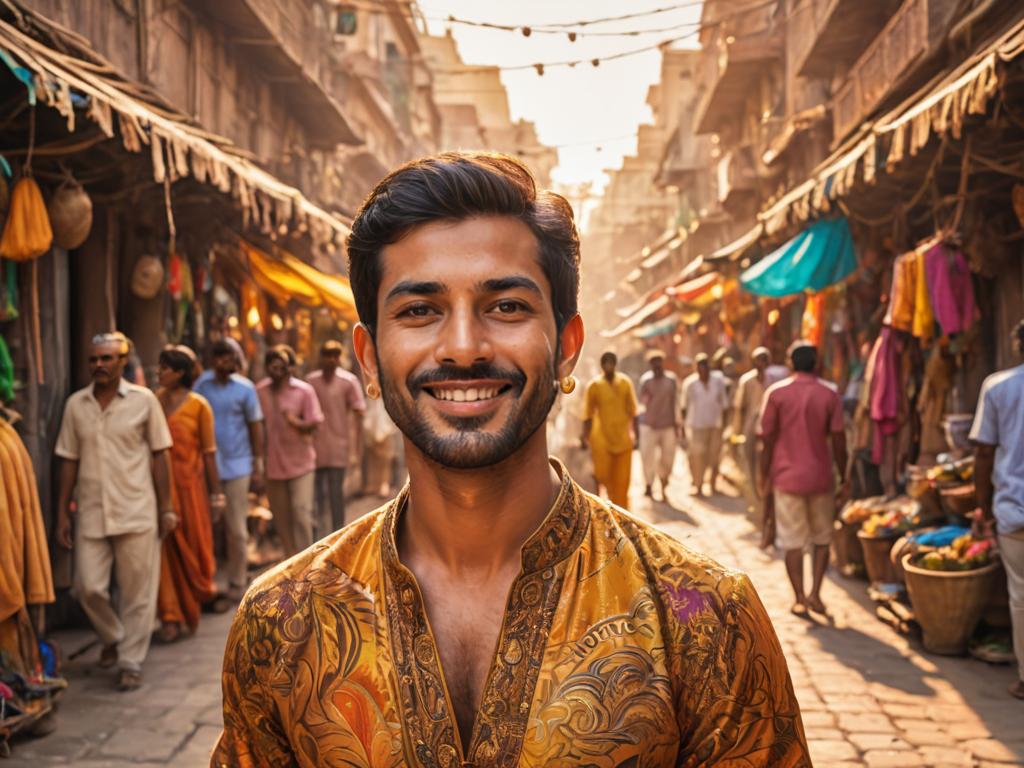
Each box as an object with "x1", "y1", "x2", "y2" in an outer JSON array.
[
  {"x1": 479, "y1": 276, "x2": 543, "y2": 296},
  {"x1": 384, "y1": 280, "x2": 447, "y2": 301}
]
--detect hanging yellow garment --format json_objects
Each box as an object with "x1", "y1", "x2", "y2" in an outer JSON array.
[{"x1": 911, "y1": 248, "x2": 935, "y2": 340}]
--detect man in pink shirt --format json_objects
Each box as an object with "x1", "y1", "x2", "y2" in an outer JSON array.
[
  {"x1": 307, "y1": 339, "x2": 366, "y2": 536},
  {"x1": 257, "y1": 345, "x2": 325, "y2": 557},
  {"x1": 758, "y1": 341, "x2": 848, "y2": 618}
]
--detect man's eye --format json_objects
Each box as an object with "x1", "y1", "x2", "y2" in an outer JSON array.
[
  {"x1": 399, "y1": 304, "x2": 435, "y2": 318},
  {"x1": 494, "y1": 300, "x2": 527, "y2": 314}
]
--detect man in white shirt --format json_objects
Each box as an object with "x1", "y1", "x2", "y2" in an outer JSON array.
[{"x1": 681, "y1": 353, "x2": 729, "y2": 496}]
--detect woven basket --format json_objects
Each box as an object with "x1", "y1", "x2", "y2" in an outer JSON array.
[
  {"x1": 901, "y1": 554, "x2": 1000, "y2": 655},
  {"x1": 857, "y1": 531, "x2": 900, "y2": 585},
  {"x1": 833, "y1": 519, "x2": 866, "y2": 578}
]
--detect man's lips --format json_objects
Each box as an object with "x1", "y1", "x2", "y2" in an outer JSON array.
[{"x1": 421, "y1": 379, "x2": 513, "y2": 416}]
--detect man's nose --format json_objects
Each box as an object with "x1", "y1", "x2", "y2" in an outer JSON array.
[{"x1": 434, "y1": 304, "x2": 493, "y2": 367}]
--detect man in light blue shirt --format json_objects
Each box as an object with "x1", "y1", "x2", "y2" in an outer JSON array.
[
  {"x1": 195, "y1": 339, "x2": 263, "y2": 600},
  {"x1": 971, "y1": 319, "x2": 1024, "y2": 701}
]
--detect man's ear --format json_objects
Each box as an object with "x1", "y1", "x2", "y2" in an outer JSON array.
[
  {"x1": 557, "y1": 314, "x2": 585, "y2": 381},
  {"x1": 353, "y1": 323, "x2": 380, "y2": 389}
]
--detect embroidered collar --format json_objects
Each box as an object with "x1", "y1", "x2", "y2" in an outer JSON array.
[{"x1": 379, "y1": 459, "x2": 589, "y2": 767}]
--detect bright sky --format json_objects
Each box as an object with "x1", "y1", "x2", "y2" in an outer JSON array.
[{"x1": 420, "y1": 1, "x2": 703, "y2": 195}]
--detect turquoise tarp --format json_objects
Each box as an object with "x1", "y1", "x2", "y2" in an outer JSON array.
[{"x1": 739, "y1": 218, "x2": 857, "y2": 297}]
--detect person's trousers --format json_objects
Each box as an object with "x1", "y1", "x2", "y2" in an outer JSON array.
[
  {"x1": 267, "y1": 472, "x2": 315, "y2": 558},
  {"x1": 999, "y1": 533, "x2": 1024, "y2": 683},
  {"x1": 222, "y1": 475, "x2": 251, "y2": 592},
  {"x1": 639, "y1": 425, "x2": 676, "y2": 486},
  {"x1": 73, "y1": 529, "x2": 161, "y2": 673},
  {"x1": 687, "y1": 427, "x2": 722, "y2": 487},
  {"x1": 314, "y1": 466, "x2": 347, "y2": 538},
  {"x1": 591, "y1": 444, "x2": 632, "y2": 510}
]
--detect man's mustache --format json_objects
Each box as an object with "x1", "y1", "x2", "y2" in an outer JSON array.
[{"x1": 407, "y1": 364, "x2": 527, "y2": 395}]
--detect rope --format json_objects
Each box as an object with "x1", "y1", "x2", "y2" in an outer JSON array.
[
  {"x1": 163, "y1": 140, "x2": 176, "y2": 254},
  {"x1": 22, "y1": 101, "x2": 33, "y2": 172}
]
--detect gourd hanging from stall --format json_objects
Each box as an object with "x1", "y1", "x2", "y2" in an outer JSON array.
[
  {"x1": 0, "y1": 175, "x2": 52, "y2": 261},
  {"x1": 47, "y1": 173, "x2": 92, "y2": 249}
]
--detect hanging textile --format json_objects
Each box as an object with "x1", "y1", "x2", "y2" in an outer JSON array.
[
  {"x1": 883, "y1": 253, "x2": 914, "y2": 333},
  {"x1": 739, "y1": 218, "x2": 858, "y2": 298},
  {"x1": 869, "y1": 328, "x2": 904, "y2": 464},
  {"x1": 801, "y1": 292, "x2": 826, "y2": 347},
  {"x1": 924, "y1": 243, "x2": 976, "y2": 336},
  {"x1": 911, "y1": 249, "x2": 935, "y2": 340}
]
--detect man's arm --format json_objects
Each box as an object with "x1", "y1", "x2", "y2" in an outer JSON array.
[
  {"x1": 152, "y1": 449, "x2": 176, "y2": 537},
  {"x1": 247, "y1": 419, "x2": 265, "y2": 490},
  {"x1": 974, "y1": 442, "x2": 996, "y2": 524},
  {"x1": 758, "y1": 433, "x2": 776, "y2": 499},
  {"x1": 55, "y1": 458, "x2": 79, "y2": 549}
]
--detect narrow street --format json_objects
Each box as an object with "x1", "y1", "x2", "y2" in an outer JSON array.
[{"x1": 6, "y1": 455, "x2": 1022, "y2": 767}]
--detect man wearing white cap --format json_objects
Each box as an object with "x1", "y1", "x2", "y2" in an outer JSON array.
[{"x1": 638, "y1": 349, "x2": 679, "y2": 500}]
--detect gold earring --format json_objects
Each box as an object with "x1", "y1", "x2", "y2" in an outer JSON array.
[
  {"x1": 559, "y1": 375, "x2": 576, "y2": 395},
  {"x1": 366, "y1": 381, "x2": 380, "y2": 400}
]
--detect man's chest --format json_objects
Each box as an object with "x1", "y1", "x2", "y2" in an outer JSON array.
[{"x1": 74, "y1": 400, "x2": 148, "y2": 453}]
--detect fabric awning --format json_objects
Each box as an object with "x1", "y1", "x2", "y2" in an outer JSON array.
[
  {"x1": 757, "y1": 18, "x2": 1024, "y2": 235},
  {"x1": 739, "y1": 218, "x2": 856, "y2": 298},
  {"x1": 239, "y1": 240, "x2": 358, "y2": 320},
  {"x1": 0, "y1": 16, "x2": 350, "y2": 250},
  {"x1": 707, "y1": 224, "x2": 763, "y2": 262},
  {"x1": 667, "y1": 271, "x2": 721, "y2": 302},
  {"x1": 633, "y1": 314, "x2": 680, "y2": 339},
  {"x1": 601, "y1": 294, "x2": 671, "y2": 338}
]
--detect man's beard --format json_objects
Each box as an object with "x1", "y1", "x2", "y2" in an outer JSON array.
[{"x1": 379, "y1": 358, "x2": 557, "y2": 470}]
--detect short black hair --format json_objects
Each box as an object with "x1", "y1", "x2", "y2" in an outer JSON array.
[
  {"x1": 790, "y1": 343, "x2": 818, "y2": 373},
  {"x1": 346, "y1": 151, "x2": 580, "y2": 337},
  {"x1": 211, "y1": 339, "x2": 235, "y2": 358},
  {"x1": 1015, "y1": 319, "x2": 1024, "y2": 350},
  {"x1": 600, "y1": 351, "x2": 617, "y2": 366},
  {"x1": 159, "y1": 347, "x2": 198, "y2": 388},
  {"x1": 265, "y1": 344, "x2": 295, "y2": 369}
]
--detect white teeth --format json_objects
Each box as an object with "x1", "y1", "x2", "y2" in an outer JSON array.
[{"x1": 434, "y1": 387, "x2": 503, "y2": 402}]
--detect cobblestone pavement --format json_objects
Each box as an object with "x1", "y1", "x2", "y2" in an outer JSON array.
[{"x1": 7, "y1": 456, "x2": 1023, "y2": 766}]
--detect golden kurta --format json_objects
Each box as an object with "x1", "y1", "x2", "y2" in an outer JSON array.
[{"x1": 212, "y1": 463, "x2": 809, "y2": 767}]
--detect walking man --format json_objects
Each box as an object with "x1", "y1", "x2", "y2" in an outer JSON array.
[
  {"x1": 194, "y1": 339, "x2": 264, "y2": 600},
  {"x1": 54, "y1": 332, "x2": 175, "y2": 691},
  {"x1": 582, "y1": 351, "x2": 638, "y2": 509},
  {"x1": 681, "y1": 352, "x2": 728, "y2": 496},
  {"x1": 733, "y1": 346, "x2": 772, "y2": 501},
  {"x1": 638, "y1": 349, "x2": 679, "y2": 500},
  {"x1": 214, "y1": 153, "x2": 808, "y2": 766},
  {"x1": 307, "y1": 339, "x2": 366, "y2": 535},
  {"x1": 758, "y1": 341, "x2": 848, "y2": 617},
  {"x1": 971, "y1": 318, "x2": 1024, "y2": 700},
  {"x1": 257, "y1": 345, "x2": 323, "y2": 557}
]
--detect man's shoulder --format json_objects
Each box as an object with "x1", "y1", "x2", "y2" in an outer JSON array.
[
  {"x1": 590, "y1": 496, "x2": 752, "y2": 612},
  {"x1": 289, "y1": 377, "x2": 317, "y2": 394},
  {"x1": 739, "y1": 369, "x2": 759, "y2": 385},
  {"x1": 239, "y1": 504, "x2": 390, "y2": 625},
  {"x1": 121, "y1": 381, "x2": 158, "y2": 403},
  {"x1": 681, "y1": 372, "x2": 699, "y2": 387},
  {"x1": 66, "y1": 385, "x2": 94, "y2": 405},
  {"x1": 981, "y1": 365, "x2": 1024, "y2": 397}
]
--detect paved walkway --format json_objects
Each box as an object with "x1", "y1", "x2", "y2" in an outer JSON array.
[{"x1": 7, "y1": 456, "x2": 1023, "y2": 766}]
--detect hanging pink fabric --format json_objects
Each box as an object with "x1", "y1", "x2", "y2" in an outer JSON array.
[
  {"x1": 924, "y1": 243, "x2": 976, "y2": 336},
  {"x1": 869, "y1": 327, "x2": 903, "y2": 464}
]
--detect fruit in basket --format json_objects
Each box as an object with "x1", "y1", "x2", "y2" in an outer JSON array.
[{"x1": 914, "y1": 535, "x2": 993, "y2": 571}]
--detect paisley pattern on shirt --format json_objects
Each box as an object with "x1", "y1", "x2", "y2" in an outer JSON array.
[{"x1": 212, "y1": 462, "x2": 810, "y2": 768}]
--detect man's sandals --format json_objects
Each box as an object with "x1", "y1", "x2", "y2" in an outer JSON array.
[{"x1": 116, "y1": 670, "x2": 142, "y2": 692}]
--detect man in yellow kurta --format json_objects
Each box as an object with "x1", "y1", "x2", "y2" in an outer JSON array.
[
  {"x1": 212, "y1": 153, "x2": 809, "y2": 768},
  {"x1": 582, "y1": 351, "x2": 638, "y2": 509}
]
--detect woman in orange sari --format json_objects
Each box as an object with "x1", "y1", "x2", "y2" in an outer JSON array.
[{"x1": 155, "y1": 345, "x2": 226, "y2": 642}]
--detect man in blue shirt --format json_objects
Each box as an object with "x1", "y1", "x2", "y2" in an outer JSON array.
[
  {"x1": 195, "y1": 339, "x2": 264, "y2": 600},
  {"x1": 971, "y1": 319, "x2": 1024, "y2": 701}
]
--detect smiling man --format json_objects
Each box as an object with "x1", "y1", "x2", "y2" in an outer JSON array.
[{"x1": 212, "y1": 153, "x2": 809, "y2": 767}]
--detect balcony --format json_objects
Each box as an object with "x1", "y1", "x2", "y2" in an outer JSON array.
[
  {"x1": 717, "y1": 146, "x2": 758, "y2": 213},
  {"x1": 790, "y1": 0, "x2": 899, "y2": 81},
  {"x1": 831, "y1": 0, "x2": 959, "y2": 142},
  {"x1": 192, "y1": 0, "x2": 358, "y2": 146},
  {"x1": 695, "y1": 30, "x2": 784, "y2": 136}
]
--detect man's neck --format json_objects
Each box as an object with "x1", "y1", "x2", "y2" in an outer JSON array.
[
  {"x1": 321, "y1": 366, "x2": 336, "y2": 380},
  {"x1": 398, "y1": 429, "x2": 561, "y2": 578},
  {"x1": 603, "y1": 372, "x2": 615, "y2": 382},
  {"x1": 270, "y1": 376, "x2": 290, "y2": 391},
  {"x1": 214, "y1": 370, "x2": 231, "y2": 384},
  {"x1": 92, "y1": 377, "x2": 121, "y2": 399}
]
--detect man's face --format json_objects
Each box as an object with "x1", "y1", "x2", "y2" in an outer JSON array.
[
  {"x1": 697, "y1": 361, "x2": 710, "y2": 380},
  {"x1": 267, "y1": 356, "x2": 289, "y2": 384},
  {"x1": 88, "y1": 341, "x2": 126, "y2": 385},
  {"x1": 321, "y1": 350, "x2": 341, "y2": 372},
  {"x1": 601, "y1": 358, "x2": 616, "y2": 377},
  {"x1": 357, "y1": 216, "x2": 578, "y2": 470},
  {"x1": 753, "y1": 354, "x2": 769, "y2": 373},
  {"x1": 649, "y1": 356, "x2": 664, "y2": 375},
  {"x1": 213, "y1": 352, "x2": 236, "y2": 377}
]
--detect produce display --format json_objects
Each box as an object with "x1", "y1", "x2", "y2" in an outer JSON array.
[
  {"x1": 926, "y1": 456, "x2": 974, "y2": 485},
  {"x1": 913, "y1": 535, "x2": 994, "y2": 571},
  {"x1": 842, "y1": 496, "x2": 921, "y2": 535},
  {"x1": 862, "y1": 510, "x2": 916, "y2": 537}
]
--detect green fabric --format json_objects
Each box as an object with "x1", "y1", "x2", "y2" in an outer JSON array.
[{"x1": 0, "y1": 334, "x2": 13, "y2": 402}]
